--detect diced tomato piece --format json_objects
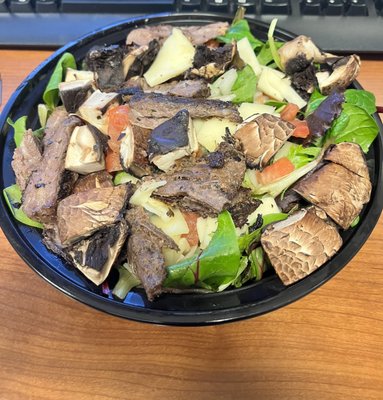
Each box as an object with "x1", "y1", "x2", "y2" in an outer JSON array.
[
  {"x1": 181, "y1": 212, "x2": 200, "y2": 247},
  {"x1": 291, "y1": 120, "x2": 310, "y2": 138},
  {"x1": 105, "y1": 105, "x2": 130, "y2": 172},
  {"x1": 280, "y1": 103, "x2": 299, "y2": 122},
  {"x1": 256, "y1": 157, "x2": 295, "y2": 185}
]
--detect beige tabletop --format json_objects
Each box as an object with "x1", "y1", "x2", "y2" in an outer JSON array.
[{"x1": 0, "y1": 50, "x2": 383, "y2": 400}]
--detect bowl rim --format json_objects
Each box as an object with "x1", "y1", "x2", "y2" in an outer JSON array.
[{"x1": 0, "y1": 13, "x2": 382, "y2": 326}]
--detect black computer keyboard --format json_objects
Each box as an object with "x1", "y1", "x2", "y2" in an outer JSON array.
[{"x1": 0, "y1": 0, "x2": 382, "y2": 53}]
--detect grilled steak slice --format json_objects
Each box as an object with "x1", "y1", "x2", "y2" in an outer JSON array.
[
  {"x1": 72, "y1": 171, "x2": 113, "y2": 194},
  {"x1": 57, "y1": 185, "x2": 131, "y2": 246},
  {"x1": 22, "y1": 110, "x2": 82, "y2": 223},
  {"x1": 154, "y1": 142, "x2": 246, "y2": 216},
  {"x1": 128, "y1": 124, "x2": 153, "y2": 177},
  {"x1": 66, "y1": 220, "x2": 129, "y2": 286},
  {"x1": 11, "y1": 129, "x2": 42, "y2": 191},
  {"x1": 261, "y1": 208, "x2": 342, "y2": 285},
  {"x1": 294, "y1": 162, "x2": 371, "y2": 229},
  {"x1": 235, "y1": 114, "x2": 295, "y2": 168},
  {"x1": 126, "y1": 22, "x2": 228, "y2": 47},
  {"x1": 126, "y1": 207, "x2": 178, "y2": 300},
  {"x1": 227, "y1": 188, "x2": 261, "y2": 227},
  {"x1": 127, "y1": 92, "x2": 242, "y2": 129}
]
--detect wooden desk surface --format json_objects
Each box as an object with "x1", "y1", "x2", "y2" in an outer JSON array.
[{"x1": 0, "y1": 50, "x2": 382, "y2": 400}]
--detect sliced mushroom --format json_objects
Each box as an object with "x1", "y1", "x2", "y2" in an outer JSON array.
[
  {"x1": 77, "y1": 90, "x2": 120, "y2": 135},
  {"x1": 318, "y1": 55, "x2": 361, "y2": 95},
  {"x1": 59, "y1": 79, "x2": 92, "y2": 113},
  {"x1": 324, "y1": 142, "x2": 369, "y2": 179},
  {"x1": 235, "y1": 113, "x2": 295, "y2": 168},
  {"x1": 72, "y1": 171, "x2": 113, "y2": 194},
  {"x1": 85, "y1": 44, "x2": 125, "y2": 92},
  {"x1": 123, "y1": 40, "x2": 160, "y2": 79},
  {"x1": 66, "y1": 220, "x2": 129, "y2": 286},
  {"x1": 189, "y1": 43, "x2": 235, "y2": 80},
  {"x1": 65, "y1": 125, "x2": 105, "y2": 175},
  {"x1": 57, "y1": 184, "x2": 130, "y2": 246},
  {"x1": 278, "y1": 35, "x2": 329, "y2": 75},
  {"x1": 148, "y1": 109, "x2": 198, "y2": 171},
  {"x1": 261, "y1": 208, "x2": 343, "y2": 285},
  {"x1": 293, "y1": 162, "x2": 371, "y2": 229}
]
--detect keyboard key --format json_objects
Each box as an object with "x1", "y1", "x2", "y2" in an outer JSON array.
[
  {"x1": 325, "y1": 0, "x2": 344, "y2": 15},
  {"x1": 0, "y1": 0, "x2": 8, "y2": 12},
  {"x1": 345, "y1": 0, "x2": 368, "y2": 15},
  {"x1": 10, "y1": 0, "x2": 33, "y2": 12},
  {"x1": 233, "y1": 0, "x2": 256, "y2": 12},
  {"x1": 261, "y1": 0, "x2": 290, "y2": 14},
  {"x1": 179, "y1": 0, "x2": 201, "y2": 11},
  {"x1": 207, "y1": 0, "x2": 230, "y2": 12},
  {"x1": 36, "y1": 0, "x2": 58, "y2": 12},
  {"x1": 300, "y1": 0, "x2": 322, "y2": 15},
  {"x1": 61, "y1": 0, "x2": 175, "y2": 13}
]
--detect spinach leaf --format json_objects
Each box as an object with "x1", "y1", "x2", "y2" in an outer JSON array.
[
  {"x1": 43, "y1": 52, "x2": 76, "y2": 110},
  {"x1": 287, "y1": 144, "x2": 321, "y2": 169},
  {"x1": 3, "y1": 185, "x2": 43, "y2": 229},
  {"x1": 217, "y1": 20, "x2": 263, "y2": 51},
  {"x1": 231, "y1": 65, "x2": 258, "y2": 103},
  {"x1": 164, "y1": 211, "x2": 240, "y2": 290},
  {"x1": 257, "y1": 40, "x2": 284, "y2": 66},
  {"x1": 305, "y1": 89, "x2": 326, "y2": 117},
  {"x1": 7, "y1": 116, "x2": 27, "y2": 147},
  {"x1": 344, "y1": 89, "x2": 376, "y2": 115},
  {"x1": 327, "y1": 103, "x2": 379, "y2": 153}
]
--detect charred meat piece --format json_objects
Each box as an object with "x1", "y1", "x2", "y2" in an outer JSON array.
[
  {"x1": 294, "y1": 162, "x2": 371, "y2": 229},
  {"x1": 124, "y1": 40, "x2": 160, "y2": 79},
  {"x1": 127, "y1": 124, "x2": 153, "y2": 177},
  {"x1": 59, "y1": 79, "x2": 92, "y2": 113},
  {"x1": 227, "y1": 188, "x2": 261, "y2": 227},
  {"x1": 22, "y1": 110, "x2": 82, "y2": 223},
  {"x1": 72, "y1": 171, "x2": 113, "y2": 194},
  {"x1": 56, "y1": 185, "x2": 130, "y2": 246},
  {"x1": 126, "y1": 22, "x2": 229, "y2": 47},
  {"x1": 66, "y1": 220, "x2": 129, "y2": 286},
  {"x1": 123, "y1": 78, "x2": 210, "y2": 98},
  {"x1": 190, "y1": 44, "x2": 235, "y2": 80},
  {"x1": 154, "y1": 141, "x2": 246, "y2": 216},
  {"x1": 261, "y1": 208, "x2": 343, "y2": 285},
  {"x1": 290, "y1": 64, "x2": 317, "y2": 99},
  {"x1": 127, "y1": 92, "x2": 241, "y2": 129},
  {"x1": 11, "y1": 129, "x2": 42, "y2": 192},
  {"x1": 305, "y1": 91, "x2": 344, "y2": 144},
  {"x1": 85, "y1": 44, "x2": 124, "y2": 92},
  {"x1": 148, "y1": 109, "x2": 198, "y2": 172},
  {"x1": 318, "y1": 55, "x2": 361, "y2": 95},
  {"x1": 324, "y1": 142, "x2": 369, "y2": 179},
  {"x1": 126, "y1": 207, "x2": 178, "y2": 300},
  {"x1": 235, "y1": 114, "x2": 295, "y2": 168}
]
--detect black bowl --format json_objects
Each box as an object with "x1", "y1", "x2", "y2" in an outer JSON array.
[{"x1": 0, "y1": 13, "x2": 382, "y2": 325}]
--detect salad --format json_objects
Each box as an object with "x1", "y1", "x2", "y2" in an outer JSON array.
[{"x1": 5, "y1": 10, "x2": 379, "y2": 301}]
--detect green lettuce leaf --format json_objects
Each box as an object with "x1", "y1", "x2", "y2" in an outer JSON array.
[
  {"x1": 344, "y1": 89, "x2": 376, "y2": 115},
  {"x1": 217, "y1": 20, "x2": 263, "y2": 51},
  {"x1": 257, "y1": 40, "x2": 284, "y2": 66},
  {"x1": 267, "y1": 18, "x2": 283, "y2": 71},
  {"x1": 164, "y1": 211, "x2": 240, "y2": 290},
  {"x1": 7, "y1": 116, "x2": 27, "y2": 147},
  {"x1": 3, "y1": 184, "x2": 43, "y2": 228},
  {"x1": 231, "y1": 65, "x2": 258, "y2": 104},
  {"x1": 43, "y1": 52, "x2": 76, "y2": 110},
  {"x1": 287, "y1": 144, "x2": 322, "y2": 169},
  {"x1": 327, "y1": 103, "x2": 379, "y2": 153}
]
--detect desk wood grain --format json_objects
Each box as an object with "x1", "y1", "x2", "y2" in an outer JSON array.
[{"x1": 0, "y1": 51, "x2": 382, "y2": 400}]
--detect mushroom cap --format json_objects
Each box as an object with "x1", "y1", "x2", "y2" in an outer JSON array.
[
  {"x1": 293, "y1": 162, "x2": 371, "y2": 229},
  {"x1": 261, "y1": 208, "x2": 343, "y2": 285},
  {"x1": 319, "y1": 55, "x2": 361, "y2": 95},
  {"x1": 235, "y1": 113, "x2": 295, "y2": 167}
]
